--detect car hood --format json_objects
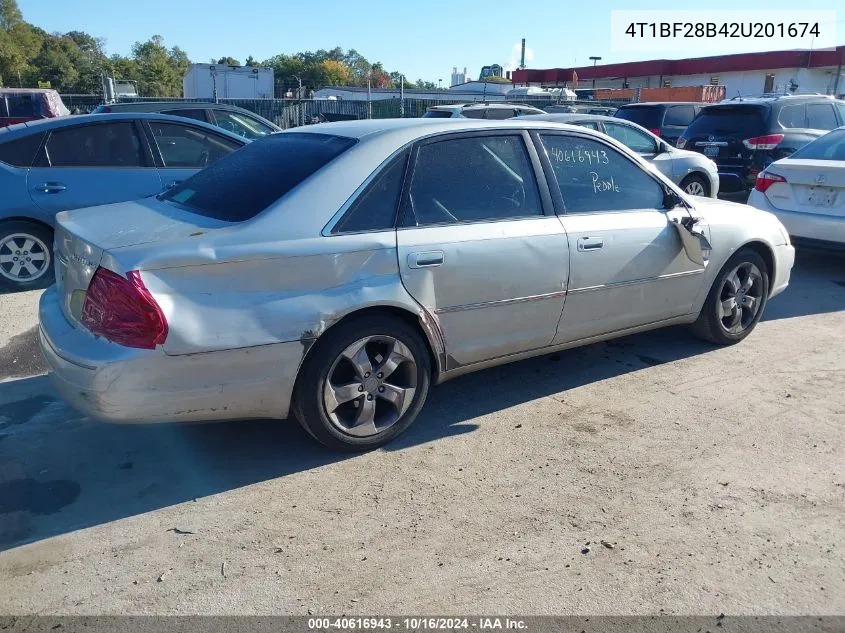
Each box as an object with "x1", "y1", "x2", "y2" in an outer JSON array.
[
  {"x1": 56, "y1": 196, "x2": 232, "y2": 251},
  {"x1": 686, "y1": 196, "x2": 788, "y2": 243}
]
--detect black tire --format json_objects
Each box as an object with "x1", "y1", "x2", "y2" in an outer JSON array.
[
  {"x1": 679, "y1": 173, "x2": 711, "y2": 197},
  {"x1": 0, "y1": 221, "x2": 55, "y2": 292},
  {"x1": 292, "y1": 314, "x2": 432, "y2": 451},
  {"x1": 691, "y1": 247, "x2": 770, "y2": 345}
]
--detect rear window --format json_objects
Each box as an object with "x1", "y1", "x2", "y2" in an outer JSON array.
[
  {"x1": 158, "y1": 132, "x2": 356, "y2": 221},
  {"x1": 685, "y1": 105, "x2": 768, "y2": 137},
  {"x1": 0, "y1": 133, "x2": 43, "y2": 167},
  {"x1": 423, "y1": 110, "x2": 453, "y2": 118},
  {"x1": 614, "y1": 106, "x2": 662, "y2": 128},
  {"x1": 663, "y1": 105, "x2": 696, "y2": 126},
  {"x1": 3, "y1": 94, "x2": 38, "y2": 118},
  {"x1": 790, "y1": 129, "x2": 845, "y2": 161}
]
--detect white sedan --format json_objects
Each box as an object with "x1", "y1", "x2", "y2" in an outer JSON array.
[{"x1": 749, "y1": 127, "x2": 845, "y2": 249}]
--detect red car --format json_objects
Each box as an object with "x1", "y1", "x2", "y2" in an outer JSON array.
[{"x1": 0, "y1": 88, "x2": 70, "y2": 128}]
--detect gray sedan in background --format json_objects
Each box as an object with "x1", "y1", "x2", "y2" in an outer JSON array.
[
  {"x1": 40, "y1": 118, "x2": 794, "y2": 451},
  {"x1": 527, "y1": 113, "x2": 720, "y2": 198},
  {"x1": 0, "y1": 112, "x2": 247, "y2": 290}
]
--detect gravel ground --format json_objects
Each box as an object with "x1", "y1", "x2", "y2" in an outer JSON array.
[{"x1": 0, "y1": 251, "x2": 844, "y2": 615}]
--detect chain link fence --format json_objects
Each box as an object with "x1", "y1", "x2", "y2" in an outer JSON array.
[{"x1": 59, "y1": 94, "x2": 633, "y2": 129}]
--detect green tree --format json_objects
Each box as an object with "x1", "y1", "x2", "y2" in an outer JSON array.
[
  {"x1": 216, "y1": 56, "x2": 240, "y2": 66},
  {"x1": 131, "y1": 35, "x2": 188, "y2": 96},
  {"x1": 0, "y1": 0, "x2": 22, "y2": 29},
  {"x1": 25, "y1": 34, "x2": 80, "y2": 90},
  {"x1": 244, "y1": 55, "x2": 257, "y2": 67}
]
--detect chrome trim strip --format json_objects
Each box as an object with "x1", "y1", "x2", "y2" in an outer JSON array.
[
  {"x1": 568, "y1": 269, "x2": 703, "y2": 295},
  {"x1": 435, "y1": 289, "x2": 567, "y2": 314}
]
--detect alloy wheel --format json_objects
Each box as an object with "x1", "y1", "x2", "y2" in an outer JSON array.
[
  {"x1": 0, "y1": 233, "x2": 51, "y2": 283},
  {"x1": 684, "y1": 180, "x2": 706, "y2": 196},
  {"x1": 323, "y1": 335, "x2": 418, "y2": 437},
  {"x1": 718, "y1": 262, "x2": 764, "y2": 334}
]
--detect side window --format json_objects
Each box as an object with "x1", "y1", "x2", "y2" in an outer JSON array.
[
  {"x1": 7, "y1": 94, "x2": 38, "y2": 118},
  {"x1": 461, "y1": 109, "x2": 486, "y2": 119},
  {"x1": 540, "y1": 134, "x2": 664, "y2": 214},
  {"x1": 484, "y1": 108, "x2": 517, "y2": 120},
  {"x1": 664, "y1": 105, "x2": 695, "y2": 126},
  {"x1": 574, "y1": 121, "x2": 599, "y2": 131},
  {"x1": 44, "y1": 123, "x2": 144, "y2": 167},
  {"x1": 778, "y1": 104, "x2": 806, "y2": 128},
  {"x1": 603, "y1": 123, "x2": 658, "y2": 154},
  {"x1": 407, "y1": 135, "x2": 542, "y2": 226},
  {"x1": 0, "y1": 133, "x2": 44, "y2": 167},
  {"x1": 837, "y1": 103, "x2": 845, "y2": 123},
  {"x1": 806, "y1": 103, "x2": 838, "y2": 130},
  {"x1": 333, "y1": 153, "x2": 407, "y2": 233},
  {"x1": 162, "y1": 108, "x2": 210, "y2": 123},
  {"x1": 213, "y1": 110, "x2": 274, "y2": 140},
  {"x1": 149, "y1": 122, "x2": 241, "y2": 168}
]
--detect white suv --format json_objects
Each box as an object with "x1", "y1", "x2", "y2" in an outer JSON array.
[{"x1": 423, "y1": 103, "x2": 546, "y2": 119}]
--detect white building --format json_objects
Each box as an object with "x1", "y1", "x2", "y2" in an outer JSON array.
[{"x1": 450, "y1": 67, "x2": 468, "y2": 87}]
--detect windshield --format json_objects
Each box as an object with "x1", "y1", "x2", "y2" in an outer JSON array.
[
  {"x1": 790, "y1": 129, "x2": 845, "y2": 160},
  {"x1": 685, "y1": 105, "x2": 768, "y2": 137},
  {"x1": 615, "y1": 106, "x2": 662, "y2": 128},
  {"x1": 423, "y1": 110, "x2": 453, "y2": 118},
  {"x1": 158, "y1": 132, "x2": 356, "y2": 221}
]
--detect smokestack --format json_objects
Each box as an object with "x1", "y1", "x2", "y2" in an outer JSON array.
[{"x1": 520, "y1": 38, "x2": 526, "y2": 69}]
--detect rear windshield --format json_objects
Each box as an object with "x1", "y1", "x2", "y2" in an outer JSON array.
[
  {"x1": 615, "y1": 106, "x2": 662, "y2": 128},
  {"x1": 423, "y1": 110, "x2": 453, "y2": 118},
  {"x1": 158, "y1": 132, "x2": 356, "y2": 221},
  {"x1": 685, "y1": 105, "x2": 768, "y2": 137},
  {"x1": 790, "y1": 129, "x2": 845, "y2": 160}
]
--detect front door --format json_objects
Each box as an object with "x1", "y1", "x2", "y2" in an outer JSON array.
[
  {"x1": 396, "y1": 132, "x2": 569, "y2": 367},
  {"x1": 27, "y1": 120, "x2": 161, "y2": 215},
  {"x1": 534, "y1": 132, "x2": 707, "y2": 344}
]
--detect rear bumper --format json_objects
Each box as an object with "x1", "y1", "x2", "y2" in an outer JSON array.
[
  {"x1": 38, "y1": 287, "x2": 304, "y2": 424},
  {"x1": 748, "y1": 190, "x2": 845, "y2": 246}
]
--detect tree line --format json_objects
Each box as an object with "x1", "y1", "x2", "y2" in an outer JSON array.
[{"x1": 0, "y1": 0, "x2": 441, "y2": 97}]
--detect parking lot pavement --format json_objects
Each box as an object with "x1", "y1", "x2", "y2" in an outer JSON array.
[{"x1": 0, "y1": 251, "x2": 844, "y2": 615}]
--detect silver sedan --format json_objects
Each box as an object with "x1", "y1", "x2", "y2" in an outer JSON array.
[
  {"x1": 527, "y1": 113, "x2": 720, "y2": 197},
  {"x1": 39, "y1": 119, "x2": 795, "y2": 450}
]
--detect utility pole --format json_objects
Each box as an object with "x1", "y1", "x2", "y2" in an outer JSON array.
[
  {"x1": 293, "y1": 75, "x2": 303, "y2": 127},
  {"x1": 400, "y1": 75, "x2": 405, "y2": 118},
  {"x1": 589, "y1": 56, "x2": 601, "y2": 90},
  {"x1": 367, "y1": 75, "x2": 372, "y2": 119}
]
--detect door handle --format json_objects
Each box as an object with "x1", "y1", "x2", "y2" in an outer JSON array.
[
  {"x1": 408, "y1": 251, "x2": 444, "y2": 268},
  {"x1": 164, "y1": 180, "x2": 182, "y2": 190},
  {"x1": 35, "y1": 182, "x2": 67, "y2": 194},
  {"x1": 577, "y1": 236, "x2": 604, "y2": 252}
]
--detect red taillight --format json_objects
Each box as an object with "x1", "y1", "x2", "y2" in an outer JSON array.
[
  {"x1": 649, "y1": 128, "x2": 661, "y2": 137},
  {"x1": 676, "y1": 137, "x2": 687, "y2": 149},
  {"x1": 743, "y1": 134, "x2": 784, "y2": 150},
  {"x1": 81, "y1": 268, "x2": 168, "y2": 349},
  {"x1": 754, "y1": 171, "x2": 787, "y2": 193}
]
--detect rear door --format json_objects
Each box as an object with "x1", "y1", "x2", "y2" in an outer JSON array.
[
  {"x1": 535, "y1": 131, "x2": 706, "y2": 343},
  {"x1": 27, "y1": 120, "x2": 162, "y2": 215},
  {"x1": 143, "y1": 119, "x2": 243, "y2": 188},
  {"x1": 661, "y1": 104, "x2": 696, "y2": 145},
  {"x1": 396, "y1": 131, "x2": 569, "y2": 367}
]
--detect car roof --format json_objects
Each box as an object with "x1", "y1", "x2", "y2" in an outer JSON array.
[
  {"x1": 287, "y1": 117, "x2": 594, "y2": 147},
  {"x1": 428, "y1": 103, "x2": 536, "y2": 110},
  {"x1": 0, "y1": 112, "x2": 249, "y2": 144},
  {"x1": 526, "y1": 113, "x2": 619, "y2": 124},
  {"x1": 618, "y1": 102, "x2": 699, "y2": 107},
  {"x1": 707, "y1": 95, "x2": 843, "y2": 107}
]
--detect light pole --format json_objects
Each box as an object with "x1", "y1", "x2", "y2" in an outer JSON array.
[
  {"x1": 293, "y1": 75, "x2": 304, "y2": 126},
  {"x1": 438, "y1": 78, "x2": 442, "y2": 90},
  {"x1": 589, "y1": 56, "x2": 602, "y2": 89}
]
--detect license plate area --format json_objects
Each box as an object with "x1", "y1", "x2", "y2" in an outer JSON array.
[
  {"x1": 806, "y1": 186, "x2": 836, "y2": 207},
  {"x1": 703, "y1": 146, "x2": 719, "y2": 157}
]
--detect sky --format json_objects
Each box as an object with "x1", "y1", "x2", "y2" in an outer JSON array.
[{"x1": 17, "y1": 0, "x2": 845, "y2": 83}]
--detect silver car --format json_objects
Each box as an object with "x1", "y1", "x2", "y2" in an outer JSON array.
[
  {"x1": 39, "y1": 119, "x2": 795, "y2": 450},
  {"x1": 527, "y1": 113, "x2": 719, "y2": 197},
  {"x1": 0, "y1": 113, "x2": 247, "y2": 291}
]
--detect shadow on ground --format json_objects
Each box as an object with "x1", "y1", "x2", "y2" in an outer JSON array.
[{"x1": 0, "y1": 247, "x2": 843, "y2": 551}]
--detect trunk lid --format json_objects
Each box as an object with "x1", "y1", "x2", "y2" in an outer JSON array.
[
  {"x1": 763, "y1": 159, "x2": 845, "y2": 214},
  {"x1": 683, "y1": 104, "x2": 769, "y2": 169},
  {"x1": 54, "y1": 197, "x2": 231, "y2": 326}
]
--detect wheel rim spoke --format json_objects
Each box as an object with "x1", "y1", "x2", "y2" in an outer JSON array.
[
  {"x1": 21, "y1": 239, "x2": 34, "y2": 252},
  {"x1": 29, "y1": 252, "x2": 46, "y2": 262},
  {"x1": 0, "y1": 233, "x2": 50, "y2": 282},
  {"x1": 378, "y1": 383, "x2": 415, "y2": 416},
  {"x1": 377, "y1": 340, "x2": 412, "y2": 380},
  {"x1": 9, "y1": 262, "x2": 23, "y2": 277},
  {"x1": 0, "y1": 254, "x2": 14, "y2": 264},
  {"x1": 324, "y1": 381, "x2": 362, "y2": 413},
  {"x1": 347, "y1": 397, "x2": 378, "y2": 437},
  {"x1": 342, "y1": 339, "x2": 374, "y2": 378},
  {"x1": 22, "y1": 261, "x2": 39, "y2": 276},
  {"x1": 724, "y1": 270, "x2": 741, "y2": 294},
  {"x1": 720, "y1": 297, "x2": 737, "y2": 319}
]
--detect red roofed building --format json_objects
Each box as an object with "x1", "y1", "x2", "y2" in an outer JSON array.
[{"x1": 512, "y1": 46, "x2": 845, "y2": 98}]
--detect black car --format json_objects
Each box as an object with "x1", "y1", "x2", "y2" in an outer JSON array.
[
  {"x1": 677, "y1": 95, "x2": 845, "y2": 193},
  {"x1": 614, "y1": 102, "x2": 703, "y2": 145},
  {"x1": 92, "y1": 101, "x2": 281, "y2": 140}
]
